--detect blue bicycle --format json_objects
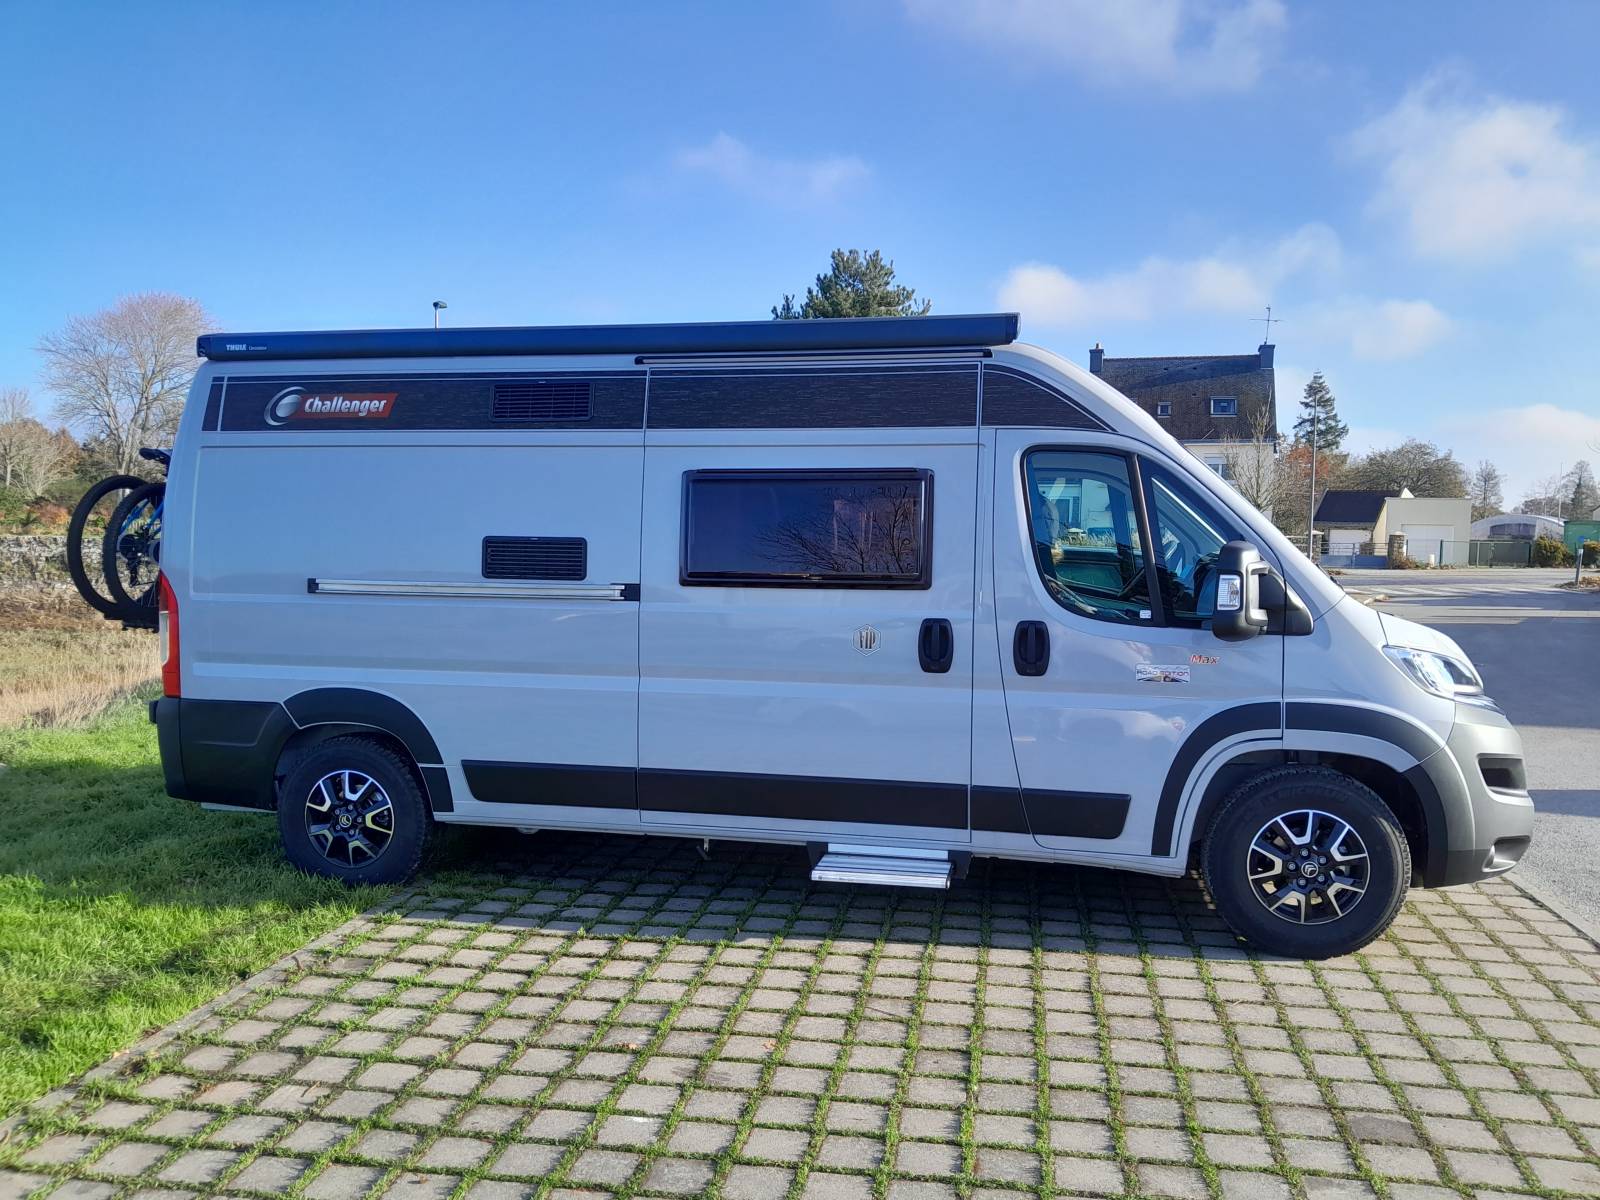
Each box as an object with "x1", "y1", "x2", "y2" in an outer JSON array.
[{"x1": 98, "y1": 448, "x2": 169, "y2": 621}]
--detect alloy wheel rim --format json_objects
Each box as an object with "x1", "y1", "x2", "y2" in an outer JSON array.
[
  {"x1": 1246, "y1": 808, "x2": 1369, "y2": 925},
  {"x1": 305, "y1": 770, "x2": 394, "y2": 866}
]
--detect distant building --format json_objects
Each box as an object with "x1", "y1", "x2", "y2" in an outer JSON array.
[
  {"x1": 1316, "y1": 488, "x2": 1473, "y2": 565},
  {"x1": 1089, "y1": 342, "x2": 1278, "y2": 482},
  {"x1": 1469, "y1": 513, "x2": 1564, "y2": 542}
]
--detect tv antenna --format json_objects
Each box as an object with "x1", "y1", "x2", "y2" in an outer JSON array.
[{"x1": 1254, "y1": 305, "x2": 1280, "y2": 343}]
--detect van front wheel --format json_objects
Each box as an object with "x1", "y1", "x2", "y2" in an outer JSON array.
[
  {"x1": 277, "y1": 737, "x2": 430, "y2": 886},
  {"x1": 1202, "y1": 767, "x2": 1410, "y2": 959}
]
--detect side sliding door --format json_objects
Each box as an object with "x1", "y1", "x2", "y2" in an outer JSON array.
[{"x1": 638, "y1": 362, "x2": 980, "y2": 844}]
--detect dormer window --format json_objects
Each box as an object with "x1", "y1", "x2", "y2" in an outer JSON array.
[
  {"x1": 1210, "y1": 397, "x2": 1237, "y2": 416},
  {"x1": 1155, "y1": 401, "x2": 1172, "y2": 417}
]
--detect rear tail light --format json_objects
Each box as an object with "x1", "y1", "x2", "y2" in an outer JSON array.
[{"x1": 159, "y1": 574, "x2": 180, "y2": 697}]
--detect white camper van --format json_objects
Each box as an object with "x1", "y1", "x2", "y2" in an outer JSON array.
[{"x1": 151, "y1": 314, "x2": 1532, "y2": 958}]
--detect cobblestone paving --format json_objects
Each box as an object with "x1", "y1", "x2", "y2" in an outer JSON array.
[{"x1": 4, "y1": 833, "x2": 1600, "y2": 1200}]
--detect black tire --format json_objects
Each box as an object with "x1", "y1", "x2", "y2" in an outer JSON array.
[
  {"x1": 67, "y1": 474, "x2": 145, "y2": 616},
  {"x1": 1201, "y1": 766, "x2": 1410, "y2": 959},
  {"x1": 277, "y1": 737, "x2": 430, "y2": 886},
  {"x1": 101, "y1": 481, "x2": 166, "y2": 611}
]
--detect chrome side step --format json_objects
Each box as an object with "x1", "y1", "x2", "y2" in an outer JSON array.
[{"x1": 811, "y1": 848, "x2": 953, "y2": 890}]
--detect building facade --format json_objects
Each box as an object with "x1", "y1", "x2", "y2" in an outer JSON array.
[
  {"x1": 1316, "y1": 488, "x2": 1473, "y2": 566},
  {"x1": 1089, "y1": 342, "x2": 1279, "y2": 484}
]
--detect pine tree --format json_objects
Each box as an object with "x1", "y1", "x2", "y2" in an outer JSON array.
[
  {"x1": 1569, "y1": 460, "x2": 1599, "y2": 519},
  {"x1": 1291, "y1": 372, "x2": 1348, "y2": 451},
  {"x1": 773, "y1": 249, "x2": 932, "y2": 319},
  {"x1": 1469, "y1": 461, "x2": 1505, "y2": 521}
]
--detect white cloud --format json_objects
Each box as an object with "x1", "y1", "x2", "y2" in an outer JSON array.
[
  {"x1": 1349, "y1": 72, "x2": 1600, "y2": 260},
  {"x1": 1273, "y1": 361, "x2": 1313, "y2": 413},
  {"x1": 1306, "y1": 298, "x2": 1454, "y2": 361},
  {"x1": 904, "y1": 0, "x2": 1286, "y2": 93},
  {"x1": 997, "y1": 223, "x2": 1339, "y2": 326},
  {"x1": 1438, "y1": 403, "x2": 1600, "y2": 509},
  {"x1": 675, "y1": 133, "x2": 868, "y2": 206}
]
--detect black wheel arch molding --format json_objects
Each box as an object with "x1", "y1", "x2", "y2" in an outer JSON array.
[
  {"x1": 150, "y1": 687, "x2": 453, "y2": 814},
  {"x1": 1161, "y1": 699, "x2": 1467, "y2": 887}
]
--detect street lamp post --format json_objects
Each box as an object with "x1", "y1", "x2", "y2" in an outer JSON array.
[
  {"x1": 432, "y1": 300, "x2": 447, "y2": 330},
  {"x1": 1306, "y1": 417, "x2": 1319, "y2": 560}
]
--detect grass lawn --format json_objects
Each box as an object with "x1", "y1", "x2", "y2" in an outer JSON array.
[{"x1": 0, "y1": 695, "x2": 382, "y2": 1119}]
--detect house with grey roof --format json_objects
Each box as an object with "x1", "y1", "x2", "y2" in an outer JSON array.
[
  {"x1": 1316, "y1": 487, "x2": 1473, "y2": 565},
  {"x1": 1088, "y1": 342, "x2": 1278, "y2": 487}
]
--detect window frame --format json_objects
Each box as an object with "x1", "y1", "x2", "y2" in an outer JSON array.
[
  {"x1": 1209, "y1": 396, "x2": 1238, "y2": 416},
  {"x1": 1155, "y1": 401, "x2": 1172, "y2": 418},
  {"x1": 1018, "y1": 447, "x2": 1167, "y2": 627},
  {"x1": 680, "y1": 467, "x2": 935, "y2": 590}
]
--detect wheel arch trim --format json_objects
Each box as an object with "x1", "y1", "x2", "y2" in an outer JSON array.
[
  {"x1": 1166, "y1": 701, "x2": 1460, "y2": 884},
  {"x1": 1152, "y1": 701, "x2": 1282, "y2": 857},
  {"x1": 281, "y1": 688, "x2": 452, "y2": 812}
]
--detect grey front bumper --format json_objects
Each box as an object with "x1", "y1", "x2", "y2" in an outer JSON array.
[{"x1": 1422, "y1": 703, "x2": 1534, "y2": 887}]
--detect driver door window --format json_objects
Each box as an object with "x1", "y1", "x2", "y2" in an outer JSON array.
[{"x1": 1141, "y1": 462, "x2": 1244, "y2": 628}]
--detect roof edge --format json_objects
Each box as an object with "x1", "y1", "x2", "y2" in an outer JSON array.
[{"x1": 197, "y1": 314, "x2": 1020, "y2": 363}]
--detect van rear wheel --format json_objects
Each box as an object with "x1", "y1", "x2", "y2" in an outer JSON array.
[
  {"x1": 277, "y1": 737, "x2": 430, "y2": 886},
  {"x1": 1201, "y1": 766, "x2": 1409, "y2": 959}
]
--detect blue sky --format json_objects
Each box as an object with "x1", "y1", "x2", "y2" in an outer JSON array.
[{"x1": 3, "y1": 0, "x2": 1599, "y2": 501}]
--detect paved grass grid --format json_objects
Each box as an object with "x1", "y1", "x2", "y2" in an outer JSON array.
[{"x1": 3, "y1": 833, "x2": 1599, "y2": 1200}]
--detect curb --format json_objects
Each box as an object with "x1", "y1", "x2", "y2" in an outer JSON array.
[{"x1": 1508, "y1": 875, "x2": 1600, "y2": 950}]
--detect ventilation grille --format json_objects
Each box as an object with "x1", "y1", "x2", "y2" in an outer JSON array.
[
  {"x1": 492, "y1": 380, "x2": 592, "y2": 421},
  {"x1": 482, "y1": 537, "x2": 588, "y2": 581}
]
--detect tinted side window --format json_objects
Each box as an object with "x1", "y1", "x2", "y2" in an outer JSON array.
[
  {"x1": 1142, "y1": 462, "x2": 1244, "y2": 627},
  {"x1": 1022, "y1": 450, "x2": 1151, "y2": 624},
  {"x1": 682, "y1": 469, "x2": 931, "y2": 588}
]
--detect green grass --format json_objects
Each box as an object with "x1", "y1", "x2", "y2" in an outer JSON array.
[{"x1": 0, "y1": 696, "x2": 381, "y2": 1119}]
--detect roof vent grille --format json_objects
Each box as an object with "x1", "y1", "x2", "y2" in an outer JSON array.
[
  {"x1": 482, "y1": 536, "x2": 587, "y2": 581},
  {"x1": 492, "y1": 380, "x2": 592, "y2": 421}
]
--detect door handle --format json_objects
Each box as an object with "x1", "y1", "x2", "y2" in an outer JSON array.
[
  {"x1": 918, "y1": 618, "x2": 954, "y2": 674},
  {"x1": 1013, "y1": 621, "x2": 1050, "y2": 676}
]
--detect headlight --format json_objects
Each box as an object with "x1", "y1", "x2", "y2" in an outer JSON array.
[{"x1": 1382, "y1": 645, "x2": 1493, "y2": 706}]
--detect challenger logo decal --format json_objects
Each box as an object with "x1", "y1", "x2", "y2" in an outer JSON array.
[{"x1": 265, "y1": 386, "x2": 397, "y2": 426}]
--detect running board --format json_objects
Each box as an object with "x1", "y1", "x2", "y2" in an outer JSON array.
[{"x1": 810, "y1": 848, "x2": 953, "y2": 890}]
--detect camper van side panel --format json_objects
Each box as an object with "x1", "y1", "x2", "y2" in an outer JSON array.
[{"x1": 181, "y1": 362, "x2": 647, "y2": 813}]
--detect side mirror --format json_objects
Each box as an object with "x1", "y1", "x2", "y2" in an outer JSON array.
[{"x1": 1213, "y1": 541, "x2": 1270, "y2": 642}]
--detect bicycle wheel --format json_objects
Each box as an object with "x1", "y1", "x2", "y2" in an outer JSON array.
[
  {"x1": 67, "y1": 474, "x2": 146, "y2": 616},
  {"x1": 101, "y1": 481, "x2": 166, "y2": 612}
]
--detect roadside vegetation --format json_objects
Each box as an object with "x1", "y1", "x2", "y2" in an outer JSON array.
[
  {"x1": 0, "y1": 587, "x2": 159, "y2": 728},
  {"x1": 0, "y1": 698, "x2": 382, "y2": 1119}
]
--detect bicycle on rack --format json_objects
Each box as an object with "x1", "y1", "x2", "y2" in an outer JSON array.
[{"x1": 66, "y1": 447, "x2": 169, "y2": 629}]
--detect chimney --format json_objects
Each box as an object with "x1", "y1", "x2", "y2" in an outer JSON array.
[
  {"x1": 1258, "y1": 343, "x2": 1275, "y2": 369},
  {"x1": 1089, "y1": 342, "x2": 1104, "y2": 374}
]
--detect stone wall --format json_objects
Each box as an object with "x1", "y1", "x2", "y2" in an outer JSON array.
[{"x1": 0, "y1": 535, "x2": 70, "y2": 583}]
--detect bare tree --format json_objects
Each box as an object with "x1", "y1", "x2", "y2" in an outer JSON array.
[
  {"x1": 0, "y1": 389, "x2": 77, "y2": 498},
  {"x1": 0, "y1": 387, "x2": 33, "y2": 490},
  {"x1": 12, "y1": 426, "x2": 76, "y2": 499},
  {"x1": 39, "y1": 293, "x2": 212, "y2": 476},
  {"x1": 1220, "y1": 403, "x2": 1284, "y2": 516}
]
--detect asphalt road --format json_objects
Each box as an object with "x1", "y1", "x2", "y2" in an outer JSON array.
[{"x1": 1337, "y1": 568, "x2": 1600, "y2": 933}]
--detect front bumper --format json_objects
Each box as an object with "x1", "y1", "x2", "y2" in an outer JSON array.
[{"x1": 1421, "y1": 703, "x2": 1534, "y2": 887}]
